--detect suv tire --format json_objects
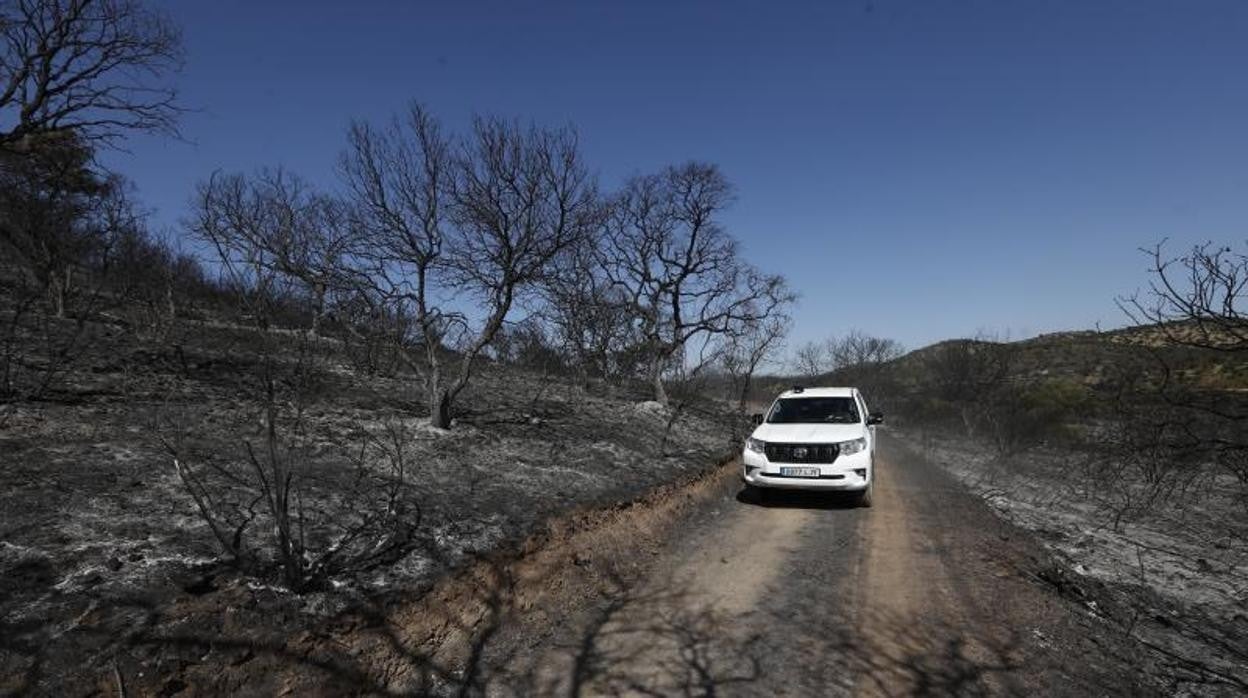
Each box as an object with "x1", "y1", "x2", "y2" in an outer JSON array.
[{"x1": 858, "y1": 478, "x2": 874, "y2": 508}]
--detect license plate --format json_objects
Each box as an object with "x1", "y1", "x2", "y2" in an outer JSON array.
[{"x1": 780, "y1": 467, "x2": 821, "y2": 478}]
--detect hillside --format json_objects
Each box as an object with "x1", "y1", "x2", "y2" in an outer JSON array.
[
  {"x1": 0, "y1": 309, "x2": 737, "y2": 694},
  {"x1": 753, "y1": 324, "x2": 1248, "y2": 417},
  {"x1": 895, "y1": 326, "x2": 1248, "y2": 392}
]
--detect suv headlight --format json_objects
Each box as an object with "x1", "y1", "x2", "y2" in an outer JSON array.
[
  {"x1": 745, "y1": 436, "x2": 766, "y2": 454},
  {"x1": 839, "y1": 437, "x2": 867, "y2": 455}
]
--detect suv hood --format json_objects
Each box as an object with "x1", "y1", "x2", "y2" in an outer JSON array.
[{"x1": 751, "y1": 423, "x2": 866, "y2": 444}]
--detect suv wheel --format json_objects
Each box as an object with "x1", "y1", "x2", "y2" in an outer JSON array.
[{"x1": 858, "y1": 478, "x2": 874, "y2": 508}]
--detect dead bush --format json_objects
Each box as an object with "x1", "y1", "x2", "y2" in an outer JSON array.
[
  {"x1": 1078, "y1": 404, "x2": 1213, "y2": 530},
  {"x1": 160, "y1": 380, "x2": 422, "y2": 592}
]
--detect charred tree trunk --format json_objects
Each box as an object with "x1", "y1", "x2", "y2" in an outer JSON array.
[
  {"x1": 424, "y1": 353, "x2": 452, "y2": 429},
  {"x1": 309, "y1": 283, "x2": 326, "y2": 338},
  {"x1": 429, "y1": 388, "x2": 453, "y2": 429},
  {"x1": 650, "y1": 357, "x2": 668, "y2": 405},
  {"x1": 49, "y1": 268, "x2": 70, "y2": 318},
  {"x1": 737, "y1": 378, "x2": 752, "y2": 415},
  {"x1": 164, "y1": 282, "x2": 177, "y2": 326}
]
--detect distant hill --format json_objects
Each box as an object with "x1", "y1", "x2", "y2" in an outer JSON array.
[{"x1": 756, "y1": 322, "x2": 1248, "y2": 408}]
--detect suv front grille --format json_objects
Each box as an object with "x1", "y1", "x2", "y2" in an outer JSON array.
[{"x1": 765, "y1": 443, "x2": 839, "y2": 464}]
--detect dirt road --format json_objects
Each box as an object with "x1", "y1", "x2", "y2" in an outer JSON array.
[{"x1": 481, "y1": 434, "x2": 1156, "y2": 696}]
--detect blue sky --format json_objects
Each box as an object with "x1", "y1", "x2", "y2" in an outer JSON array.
[{"x1": 105, "y1": 1, "x2": 1248, "y2": 351}]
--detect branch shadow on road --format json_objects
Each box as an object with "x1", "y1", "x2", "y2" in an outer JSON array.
[
  {"x1": 764, "y1": 603, "x2": 1030, "y2": 698},
  {"x1": 73, "y1": 555, "x2": 1046, "y2": 697}
]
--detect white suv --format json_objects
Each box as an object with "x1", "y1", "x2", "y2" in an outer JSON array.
[{"x1": 741, "y1": 386, "x2": 883, "y2": 507}]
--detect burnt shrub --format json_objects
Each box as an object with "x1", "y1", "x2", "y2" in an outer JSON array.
[{"x1": 981, "y1": 379, "x2": 1091, "y2": 456}]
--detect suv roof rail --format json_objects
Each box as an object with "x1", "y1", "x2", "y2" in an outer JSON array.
[{"x1": 791, "y1": 385, "x2": 805, "y2": 393}]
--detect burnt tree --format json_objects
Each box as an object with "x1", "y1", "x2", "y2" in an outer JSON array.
[
  {"x1": 342, "y1": 105, "x2": 601, "y2": 428},
  {"x1": 603, "y1": 162, "x2": 790, "y2": 404}
]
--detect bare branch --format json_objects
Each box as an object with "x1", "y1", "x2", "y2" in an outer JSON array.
[{"x1": 0, "y1": 0, "x2": 183, "y2": 149}]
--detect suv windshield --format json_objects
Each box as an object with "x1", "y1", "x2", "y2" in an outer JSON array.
[{"x1": 767, "y1": 397, "x2": 860, "y2": 424}]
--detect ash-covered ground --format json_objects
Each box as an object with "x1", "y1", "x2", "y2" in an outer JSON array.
[
  {"x1": 895, "y1": 430, "x2": 1248, "y2": 695},
  {"x1": 0, "y1": 316, "x2": 738, "y2": 694}
]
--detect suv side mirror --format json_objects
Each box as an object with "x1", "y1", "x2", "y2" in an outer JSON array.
[
  {"x1": 750, "y1": 413, "x2": 765, "y2": 425},
  {"x1": 867, "y1": 413, "x2": 885, "y2": 425}
]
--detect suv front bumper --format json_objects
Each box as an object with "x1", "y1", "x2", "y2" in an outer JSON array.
[{"x1": 741, "y1": 447, "x2": 872, "y2": 491}]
